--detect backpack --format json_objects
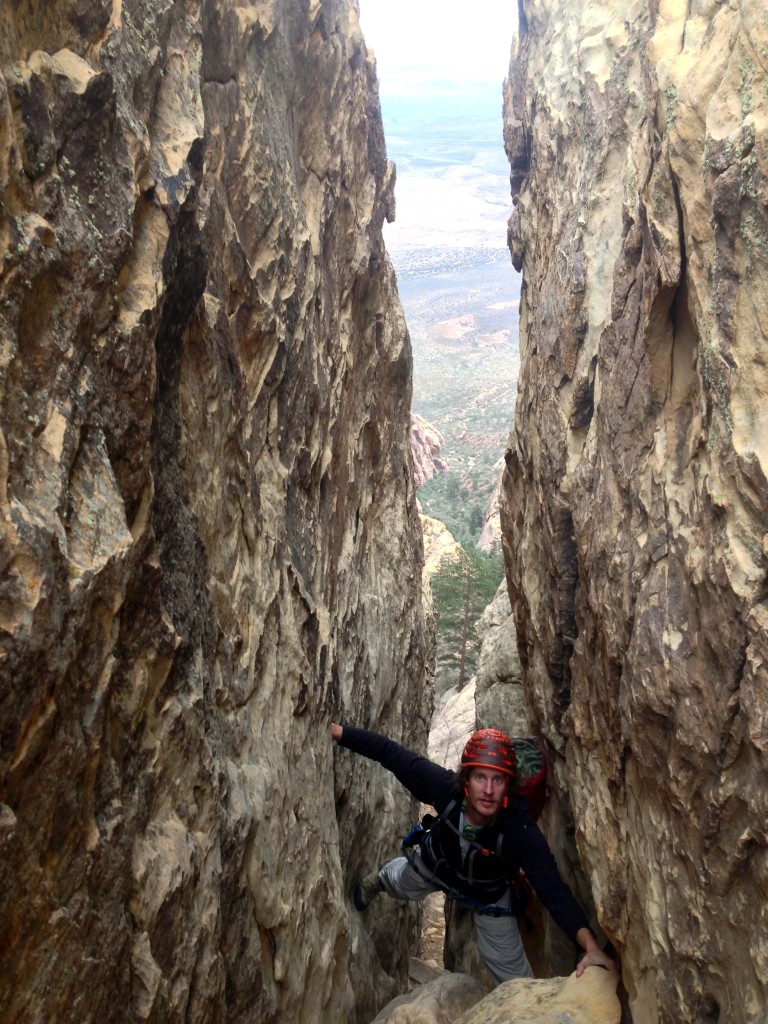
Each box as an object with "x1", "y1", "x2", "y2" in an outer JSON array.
[
  {"x1": 509, "y1": 737, "x2": 548, "y2": 926},
  {"x1": 512, "y1": 737, "x2": 548, "y2": 822}
]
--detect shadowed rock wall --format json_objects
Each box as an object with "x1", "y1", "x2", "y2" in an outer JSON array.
[
  {"x1": 503, "y1": 1, "x2": 768, "y2": 1022},
  {"x1": 0, "y1": 2, "x2": 430, "y2": 1022}
]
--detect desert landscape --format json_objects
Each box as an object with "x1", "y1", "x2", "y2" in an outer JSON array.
[{"x1": 380, "y1": 83, "x2": 521, "y2": 542}]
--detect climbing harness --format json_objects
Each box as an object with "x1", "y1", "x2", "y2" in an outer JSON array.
[
  {"x1": 399, "y1": 735, "x2": 549, "y2": 921},
  {"x1": 402, "y1": 799, "x2": 515, "y2": 914}
]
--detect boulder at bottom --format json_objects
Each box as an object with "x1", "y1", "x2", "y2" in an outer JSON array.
[
  {"x1": 371, "y1": 972, "x2": 487, "y2": 1024},
  {"x1": 457, "y1": 967, "x2": 621, "y2": 1024}
]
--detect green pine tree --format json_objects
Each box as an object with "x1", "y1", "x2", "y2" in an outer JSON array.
[{"x1": 431, "y1": 545, "x2": 504, "y2": 692}]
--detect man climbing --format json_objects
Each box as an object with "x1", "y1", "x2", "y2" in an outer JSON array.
[{"x1": 330, "y1": 722, "x2": 616, "y2": 985}]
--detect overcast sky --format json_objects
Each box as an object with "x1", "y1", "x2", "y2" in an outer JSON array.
[{"x1": 358, "y1": 0, "x2": 518, "y2": 93}]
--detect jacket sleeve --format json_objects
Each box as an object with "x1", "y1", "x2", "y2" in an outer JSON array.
[
  {"x1": 503, "y1": 808, "x2": 590, "y2": 942},
  {"x1": 337, "y1": 725, "x2": 456, "y2": 809}
]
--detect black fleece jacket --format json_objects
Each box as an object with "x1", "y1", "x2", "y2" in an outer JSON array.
[{"x1": 338, "y1": 725, "x2": 590, "y2": 943}]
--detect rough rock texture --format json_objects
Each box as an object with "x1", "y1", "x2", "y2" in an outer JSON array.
[
  {"x1": 411, "y1": 412, "x2": 447, "y2": 489},
  {"x1": 0, "y1": 3, "x2": 430, "y2": 1023},
  {"x1": 429, "y1": 679, "x2": 477, "y2": 770},
  {"x1": 503, "y1": 2, "x2": 768, "y2": 1022},
  {"x1": 474, "y1": 580, "x2": 528, "y2": 732},
  {"x1": 477, "y1": 455, "x2": 504, "y2": 554},
  {"x1": 456, "y1": 967, "x2": 621, "y2": 1024},
  {"x1": 370, "y1": 967, "x2": 620, "y2": 1024},
  {"x1": 421, "y1": 513, "x2": 461, "y2": 574},
  {"x1": 370, "y1": 972, "x2": 487, "y2": 1024}
]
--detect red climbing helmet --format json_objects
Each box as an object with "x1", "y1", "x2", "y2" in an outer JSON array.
[{"x1": 461, "y1": 728, "x2": 516, "y2": 776}]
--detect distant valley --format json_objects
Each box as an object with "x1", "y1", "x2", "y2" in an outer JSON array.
[{"x1": 379, "y1": 83, "x2": 521, "y2": 545}]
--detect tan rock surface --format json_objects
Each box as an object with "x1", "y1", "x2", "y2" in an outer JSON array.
[
  {"x1": 0, "y1": 2, "x2": 429, "y2": 1023},
  {"x1": 504, "y1": 1, "x2": 768, "y2": 1022},
  {"x1": 474, "y1": 580, "x2": 528, "y2": 734},
  {"x1": 371, "y1": 972, "x2": 487, "y2": 1024},
  {"x1": 370, "y1": 967, "x2": 620, "y2": 1024},
  {"x1": 421, "y1": 513, "x2": 462, "y2": 576},
  {"x1": 477, "y1": 455, "x2": 505, "y2": 554},
  {"x1": 457, "y1": 967, "x2": 621, "y2": 1024},
  {"x1": 411, "y1": 412, "x2": 447, "y2": 490},
  {"x1": 428, "y1": 679, "x2": 477, "y2": 770}
]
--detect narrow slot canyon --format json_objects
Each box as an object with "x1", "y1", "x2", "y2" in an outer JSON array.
[{"x1": 1, "y1": 2, "x2": 766, "y2": 1023}]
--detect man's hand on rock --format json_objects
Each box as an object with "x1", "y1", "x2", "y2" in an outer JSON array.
[{"x1": 575, "y1": 928, "x2": 619, "y2": 977}]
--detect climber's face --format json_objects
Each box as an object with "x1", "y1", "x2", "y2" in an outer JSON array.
[{"x1": 465, "y1": 768, "x2": 508, "y2": 825}]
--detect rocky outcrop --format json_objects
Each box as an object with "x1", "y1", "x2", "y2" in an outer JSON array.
[
  {"x1": 411, "y1": 412, "x2": 447, "y2": 489},
  {"x1": 371, "y1": 972, "x2": 486, "y2": 1024},
  {"x1": 503, "y1": 2, "x2": 768, "y2": 1022},
  {"x1": 458, "y1": 967, "x2": 621, "y2": 1024},
  {"x1": 0, "y1": 3, "x2": 429, "y2": 1023},
  {"x1": 477, "y1": 455, "x2": 504, "y2": 553},
  {"x1": 428, "y1": 678, "x2": 477, "y2": 770},
  {"x1": 369, "y1": 966, "x2": 621, "y2": 1024},
  {"x1": 474, "y1": 580, "x2": 527, "y2": 732},
  {"x1": 421, "y1": 513, "x2": 461, "y2": 575}
]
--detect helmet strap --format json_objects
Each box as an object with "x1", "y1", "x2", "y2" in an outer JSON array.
[{"x1": 463, "y1": 783, "x2": 478, "y2": 817}]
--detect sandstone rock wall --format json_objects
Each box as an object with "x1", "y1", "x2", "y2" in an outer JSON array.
[
  {"x1": 503, "y1": 1, "x2": 768, "y2": 1022},
  {"x1": 473, "y1": 580, "x2": 527, "y2": 732},
  {"x1": 0, "y1": 2, "x2": 430, "y2": 1022},
  {"x1": 476, "y1": 456, "x2": 505, "y2": 554},
  {"x1": 411, "y1": 412, "x2": 447, "y2": 490}
]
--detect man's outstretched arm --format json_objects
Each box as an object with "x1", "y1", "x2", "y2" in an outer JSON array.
[{"x1": 330, "y1": 722, "x2": 454, "y2": 808}]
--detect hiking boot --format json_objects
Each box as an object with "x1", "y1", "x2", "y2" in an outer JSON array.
[{"x1": 353, "y1": 869, "x2": 384, "y2": 911}]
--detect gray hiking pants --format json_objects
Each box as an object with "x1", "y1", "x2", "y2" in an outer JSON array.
[{"x1": 378, "y1": 851, "x2": 533, "y2": 986}]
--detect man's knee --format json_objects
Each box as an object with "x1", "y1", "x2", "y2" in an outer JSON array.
[{"x1": 379, "y1": 855, "x2": 436, "y2": 901}]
